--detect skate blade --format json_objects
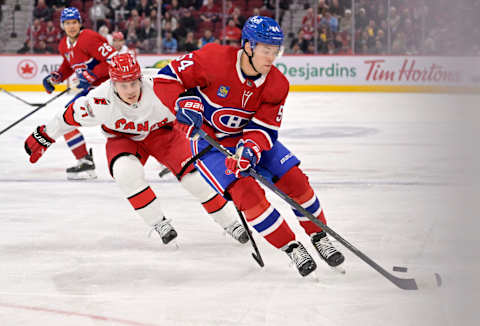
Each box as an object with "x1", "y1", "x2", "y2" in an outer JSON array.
[
  {"x1": 166, "y1": 239, "x2": 180, "y2": 250},
  {"x1": 67, "y1": 171, "x2": 97, "y2": 180},
  {"x1": 330, "y1": 264, "x2": 346, "y2": 274}
]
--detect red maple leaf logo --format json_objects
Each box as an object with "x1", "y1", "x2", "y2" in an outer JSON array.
[{"x1": 21, "y1": 63, "x2": 34, "y2": 74}]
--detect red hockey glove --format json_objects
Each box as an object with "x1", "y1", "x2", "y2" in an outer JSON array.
[
  {"x1": 225, "y1": 140, "x2": 262, "y2": 178},
  {"x1": 24, "y1": 125, "x2": 56, "y2": 163},
  {"x1": 175, "y1": 95, "x2": 204, "y2": 139}
]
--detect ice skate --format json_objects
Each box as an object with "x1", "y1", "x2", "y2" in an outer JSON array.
[
  {"x1": 283, "y1": 241, "x2": 317, "y2": 277},
  {"x1": 224, "y1": 221, "x2": 249, "y2": 244},
  {"x1": 151, "y1": 218, "x2": 178, "y2": 244},
  {"x1": 66, "y1": 148, "x2": 97, "y2": 180},
  {"x1": 311, "y1": 231, "x2": 345, "y2": 273}
]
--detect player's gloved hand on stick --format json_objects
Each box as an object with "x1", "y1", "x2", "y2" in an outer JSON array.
[
  {"x1": 42, "y1": 71, "x2": 62, "y2": 94},
  {"x1": 24, "y1": 125, "x2": 56, "y2": 163},
  {"x1": 225, "y1": 139, "x2": 261, "y2": 178},
  {"x1": 76, "y1": 69, "x2": 97, "y2": 90},
  {"x1": 175, "y1": 94, "x2": 204, "y2": 139}
]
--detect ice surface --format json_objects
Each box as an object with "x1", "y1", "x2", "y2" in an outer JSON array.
[{"x1": 1, "y1": 91, "x2": 479, "y2": 326}]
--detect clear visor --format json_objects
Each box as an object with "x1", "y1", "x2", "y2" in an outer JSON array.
[{"x1": 254, "y1": 43, "x2": 284, "y2": 58}]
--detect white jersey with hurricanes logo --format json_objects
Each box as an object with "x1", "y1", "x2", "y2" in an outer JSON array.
[{"x1": 45, "y1": 75, "x2": 176, "y2": 141}]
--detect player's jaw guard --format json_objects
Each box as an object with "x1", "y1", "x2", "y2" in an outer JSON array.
[{"x1": 241, "y1": 16, "x2": 284, "y2": 73}]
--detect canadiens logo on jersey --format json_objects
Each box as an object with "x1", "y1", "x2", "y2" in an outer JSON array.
[
  {"x1": 211, "y1": 108, "x2": 254, "y2": 134},
  {"x1": 217, "y1": 85, "x2": 230, "y2": 98}
]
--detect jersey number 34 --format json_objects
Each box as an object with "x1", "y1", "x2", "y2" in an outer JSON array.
[{"x1": 175, "y1": 53, "x2": 194, "y2": 72}]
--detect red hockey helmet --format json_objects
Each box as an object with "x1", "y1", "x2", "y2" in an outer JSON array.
[{"x1": 109, "y1": 53, "x2": 141, "y2": 82}]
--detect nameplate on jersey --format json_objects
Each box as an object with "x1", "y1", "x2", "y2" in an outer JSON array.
[{"x1": 211, "y1": 108, "x2": 254, "y2": 135}]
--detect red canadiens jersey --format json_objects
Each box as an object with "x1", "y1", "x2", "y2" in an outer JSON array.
[
  {"x1": 57, "y1": 29, "x2": 117, "y2": 86},
  {"x1": 154, "y1": 43, "x2": 289, "y2": 151}
]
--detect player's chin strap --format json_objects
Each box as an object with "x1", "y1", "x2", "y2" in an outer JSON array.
[{"x1": 242, "y1": 45, "x2": 260, "y2": 74}]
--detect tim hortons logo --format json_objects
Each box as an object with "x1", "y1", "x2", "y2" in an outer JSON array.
[{"x1": 364, "y1": 59, "x2": 461, "y2": 83}]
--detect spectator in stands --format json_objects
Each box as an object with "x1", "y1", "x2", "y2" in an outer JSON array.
[
  {"x1": 98, "y1": 25, "x2": 113, "y2": 44},
  {"x1": 34, "y1": 0, "x2": 52, "y2": 21},
  {"x1": 90, "y1": 0, "x2": 112, "y2": 31},
  {"x1": 162, "y1": 10, "x2": 178, "y2": 32},
  {"x1": 44, "y1": 20, "x2": 61, "y2": 53},
  {"x1": 17, "y1": 40, "x2": 33, "y2": 54},
  {"x1": 199, "y1": 0, "x2": 220, "y2": 30},
  {"x1": 114, "y1": 0, "x2": 131, "y2": 23},
  {"x1": 230, "y1": 7, "x2": 245, "y2": 29},
  {"x1": 389, "y1": 6, "x2": 401, "y2": 35},
  {"x1": 392, "y1": 30, "x2": 407, "y2": 54},
  {"x1": 198, "y1": 29, "x2": 215, "y2": 48},
  {"x1": 222, "y1": 18, "x2": 242, "y2": 47},
  {"x1": 179, "y1": 31, "x2": 198, "y2": 52},
  {"x1": 175, "y1": 9, "x2": 196, "y2": 39},
  {"x1": 339, "y1": 9, "x2": 352, "y2": 33},
  {"x1": 112, "y1": 31, "x2": 129, "y2": 53},
  {"x1": 138, "y1": 17, "x2": 157, "y2": 53},
  {"x1": 126, "y1": 23, "x2": 139, "y2": 49},
  {"x1": 136, "y1": 0, "x2": 153, "y2": 18},
  {"x1": 366, "y1": 19, "x2": 377, "y2": 50},
  {"x1": 290, "y1": 42, "x2": 303, "y2": 54},
  {"x1": 290, "y1": 29, "x2": 309, "y2": 54},
  {"x1": 322, "y1": 11, "x2": 338, "y2": 33},
  {"x1": 167, "y1": 0, "x2": 183, "y2": 18},
  {"x1": 162, "y1": 30, "x2": 178, "y2": 53},
  {"x1": 23, "y1": 18, "x2": 45, "y2": 53},
  {"x1": 374, "y1": 39, "x2": 385, "y2": 54},
  {"x1": 355, "y1": 7, "x2": 368, "y2": 30},
  {"x1": 318, "y1": 0, "x2": 329, "y2": 15},
  {"x1": 126, "y1": 8, "x2": 142, "y2": 35},
  {"x1": 277, "y1": 0, "x2": 291, "y2": 26},
  {"x1": 329, "y1": 0, "x2": 344, "y2": 17}
]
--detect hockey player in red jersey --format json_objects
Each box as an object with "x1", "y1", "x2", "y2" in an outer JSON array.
[
  {"x1": 42, "y1": 7, "x2": 118, "y2": 180},
  {"x1": 155, "y1": 16, "x2": 345, "y2": 276},
  {"x1": 26, "y1": 53, "x2": 249, "y2": 245}
]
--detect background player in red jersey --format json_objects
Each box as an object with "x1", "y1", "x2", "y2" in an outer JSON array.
[
  {"x1": 26, "y1": 53, "x2": 249, "y2": 246},
  {"x1": 42, "y1": 7, "x2": 118, "y2": 180},
  {"x1": 155, "y1": 16, "x2": 345, "y2": 277}
]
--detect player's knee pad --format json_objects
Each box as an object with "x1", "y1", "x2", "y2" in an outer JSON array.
[
  {"x1": 275, "y1": 166, "x2": 313, "y2": 201},
  {"x1": 228, "y1": 177, "x2": 267, "y2": 212},
  {"x1": 112, "y1": 154, "x2": 147, "y2": 194},
  {"x1": 180, "y1": 170, "x2": 217, "y2": 203}
]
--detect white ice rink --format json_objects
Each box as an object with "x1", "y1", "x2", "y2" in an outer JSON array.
[{"x1": 0, "y1": 90, "x2": 479, "y2": 326}]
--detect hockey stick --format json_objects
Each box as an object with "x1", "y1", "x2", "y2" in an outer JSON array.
[
  {"x1": 0, "y1": 88, "x2": 44, "y2": 106},
  {"x1": 234, "y1": 206, "x2": 265, "y2": 267},
  {"x1": 0, "y1": 88, "x2": 70, "y2": 136},
  {"x1": 157, "y1": 166, "x2": 264, "y2": 267},
  {"x1": 197, "y1": 129, "x2": 441, "y2": 290}
]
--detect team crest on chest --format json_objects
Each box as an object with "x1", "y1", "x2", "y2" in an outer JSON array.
[
  {"x1": 217, "y1": 85, "x2": 230, "y2": 98},
  {"x1": 211, "y1": 108, "x2": 254, "y2": 134}
]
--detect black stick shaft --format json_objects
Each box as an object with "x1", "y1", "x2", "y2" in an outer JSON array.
[
  {"x1": 0, "y1": 88, "x2": 70, "y2": 136},
  {"x1": 234, "y1": 206, "x2": 264, "y2": 267},
  {"x1": 197, "y1": 129, "x2": 420, "y2": 290}
]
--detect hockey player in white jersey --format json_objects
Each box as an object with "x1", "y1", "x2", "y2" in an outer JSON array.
[{"x1": 25, "y1": 53, "x2": 248, "y2": 245}]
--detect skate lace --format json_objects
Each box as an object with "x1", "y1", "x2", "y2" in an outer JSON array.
[
  {"x1": 290, "y1": 245, "x2": 311, "y2": 267},
  {"x1": 314, "y1": 236, "x2": 337, "y2": 259},
  {"x1": 149, "y1": 218, "x2": 173, "y2": 237},
  {"x1": 225, "y1": 222, "x2": 245, "y2": 240}
]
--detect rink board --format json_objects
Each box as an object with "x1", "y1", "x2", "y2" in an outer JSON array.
[{"x1": 0, "y1": 54, "x2": 478, "y2": 93}]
